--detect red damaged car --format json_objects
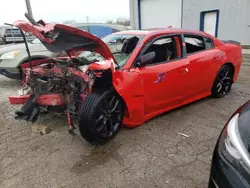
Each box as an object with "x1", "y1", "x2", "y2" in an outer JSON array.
[{"x1": 9, "y1": 18, "x2": 242, "y2": 144}]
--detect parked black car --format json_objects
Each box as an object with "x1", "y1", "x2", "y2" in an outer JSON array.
[{"x1": 209, "y1": 100, "x2": 250, "y2": 188}]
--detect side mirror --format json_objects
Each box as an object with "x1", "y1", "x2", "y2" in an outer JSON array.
[{"x1": 135, "y1": 52, "x2": 155, "y2": 67}]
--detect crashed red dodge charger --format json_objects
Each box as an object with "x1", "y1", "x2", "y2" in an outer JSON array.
[{"x1": 9, "y1": 19, "x2": 242, "y2": 144}]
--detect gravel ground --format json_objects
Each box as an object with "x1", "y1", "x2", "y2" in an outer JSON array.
[{"x1": 0, "y1": 53, "x2": 250, "y2": 188}]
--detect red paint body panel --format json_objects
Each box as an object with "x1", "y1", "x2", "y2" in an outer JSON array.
[
  {"x1": 89, "y1": 58, "x2": 116, "y2": 72},
  {"x1": 9, "y1": 94, "x2": 64, "y2": 106},
  {"x1": 112, "y1": 30, "x2": 242, "y2": 127},
  {"x1": 9, "y1": 95, "x2": 30, "y2": 105},
  {"x1": 112, "y1": 69, "x2": 145, "y2": 127}
]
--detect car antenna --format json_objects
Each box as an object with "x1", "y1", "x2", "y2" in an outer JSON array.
[{"x1": 4, "y1": 22, "x2": 33, "y2": 72}]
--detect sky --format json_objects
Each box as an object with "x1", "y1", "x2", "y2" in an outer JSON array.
[{"x1": 0, "y1": 0, "x2": 130, "y2": 25}]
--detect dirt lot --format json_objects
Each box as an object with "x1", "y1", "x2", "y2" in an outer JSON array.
[{"x1": 0, "y1": 53, "x2": 250, "y2": 188}]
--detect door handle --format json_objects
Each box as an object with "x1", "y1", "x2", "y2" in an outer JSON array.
[{"x1": 180, "y1": 68, "x2": 189, "y2": 74}]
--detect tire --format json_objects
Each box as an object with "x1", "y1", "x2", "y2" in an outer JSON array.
[
  {"x1": 3, "y1": 38, "x2": 6, "y2": 45},
  {"x1": 78, "y1": 89, "x2": 124, "y2": 144},
  {"x1": 211, "y1": 65, "x2": 234, "y2": 98}
]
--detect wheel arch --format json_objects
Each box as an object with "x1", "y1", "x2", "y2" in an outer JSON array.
[
  {"x1": 91, "y1": 70, "x2": 130, "y2": 121},
  {"x1": 113, "y1": 88, "x2": 130, "y2": 121},
  {"x1": 222, "y1": 62, "x2": 235, "y2": 82},
  {"x1": 18, "y1": 55, "x2": 49, "y2": 67},
  {"x1": 211, "y1": 62, "x2": 235, "y2": 98}
]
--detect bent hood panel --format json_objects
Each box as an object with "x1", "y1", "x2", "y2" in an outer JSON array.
[{"x1": 13, "y1": 20, "x2": 115, "y2": 60}]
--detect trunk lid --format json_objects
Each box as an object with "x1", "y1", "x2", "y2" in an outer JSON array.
[{"x1": 222, "y1": 40, "x2": 241, "y2": 46}]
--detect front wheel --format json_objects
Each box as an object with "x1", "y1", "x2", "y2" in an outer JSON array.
[
  {"x1": 78, "y1": 89, "x2": 124, "y2": 144},
  {"x1": 2, "y1": 38, "x2": 6, "y2": 45},
  {"x1": 211, "y1": 65, "x2": 234, "y2": 98}
]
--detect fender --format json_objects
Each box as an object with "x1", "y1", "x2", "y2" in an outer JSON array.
[
  {"x1": 112, "y1": 69, "x2": 145, "y2": 127},
  {"x1": 89, "y1": 59, "x2": 145, "y2": 127}
]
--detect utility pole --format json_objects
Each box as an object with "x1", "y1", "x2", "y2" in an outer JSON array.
[{"x1": 25, "y1": 0, "x2": 33, "y2": 18}]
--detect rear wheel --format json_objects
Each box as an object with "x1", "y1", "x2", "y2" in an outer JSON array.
[
  {"x1": 78, "y1": 89, "x2": 123, "y2": 144},
  {"x1": 211, "y1": 65, "x2": 234, "y2": 98}
]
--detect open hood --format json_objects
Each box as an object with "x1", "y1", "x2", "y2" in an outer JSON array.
[{"x1": 13, "y1": 20, "x2": 116, "y2": 62}]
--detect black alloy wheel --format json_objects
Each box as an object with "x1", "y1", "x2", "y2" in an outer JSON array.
[
  {"x1": 212, "y1": 65, "x2": 234, "y2": 98},
  {"x1": 96, "y1": 95, "x2": 123, "y2": 138},
  {"x1": 78, "y1": 90, "x2": 124, "y2": 144}
]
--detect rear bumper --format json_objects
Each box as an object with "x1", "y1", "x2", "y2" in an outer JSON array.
[
  {"x1": 5, "y1": 37, "x2": 23, "y2": 42},
  {"x1": 9, "y1": 94, "x2": 65, "y2": 106},
  {"x1": 222, "y1": 40, "x2": 241, "y2": 46},
  {"x1": 0, "y1": 68, "x2": 20, "y2": 79}
]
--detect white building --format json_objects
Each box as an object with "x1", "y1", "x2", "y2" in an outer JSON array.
[{"x1": 130, "y1": 0, "x2": 250, "y2": 45}]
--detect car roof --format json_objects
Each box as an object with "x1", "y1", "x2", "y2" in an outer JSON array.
[{"x1": 113, "y1": 28, "x2": 212, "y2": 37}]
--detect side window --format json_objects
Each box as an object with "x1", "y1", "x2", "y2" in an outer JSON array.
[
  {"x1": 184, "y1": 35, "x2": 206, "y2": 54},
  {"x1": 204, "y1": 37, "x2": 214, "y2": 49},
  {"x1": 142, "y1": 36, "x2": 179, "y2": 65}
]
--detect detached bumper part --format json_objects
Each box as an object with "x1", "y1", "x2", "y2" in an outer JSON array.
[
  {"x1": 11, "y1": 93, "x2": 65, "y2": 122},
  {"x1": 9, "y1": 94, "x2": 65, "y2": 105},
  {"x1": 15, "y1": 94, "x2": 39, "y2": 122}
]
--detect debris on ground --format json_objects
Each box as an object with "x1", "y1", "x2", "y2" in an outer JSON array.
[
  {"x1": 32, "y1": 124, "x2": 51, "y2": 135},
  {"x1": 178, "y1": 132, "x2": 189, "y2": 138}
]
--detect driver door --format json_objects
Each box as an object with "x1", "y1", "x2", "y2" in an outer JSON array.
[{"x1": 137, "y1": 35, "x2": 190, "y2": 115}]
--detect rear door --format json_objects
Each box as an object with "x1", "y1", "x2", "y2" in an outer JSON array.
[
  {"x1": 184, "y1": 34, "x2": 220, "y2": 98},
  {"x1": 137, "y1": 35, "x2": 190, "y2": 115}
]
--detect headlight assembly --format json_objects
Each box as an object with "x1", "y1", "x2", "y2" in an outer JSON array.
[
  {"x1": 0, "y1": 51, "x2": 20, "y2": 60},
  {"x1": 223, "y1": 113, "x2": 250, "y2": 170}
]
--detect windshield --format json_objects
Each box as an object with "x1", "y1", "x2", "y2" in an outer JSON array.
[
  {"x1": 102, "y1": 34, "x2": 144, "y2": 53},
  {"x1": 77, "y1": 34, "x2": 144, "y2": 67}
]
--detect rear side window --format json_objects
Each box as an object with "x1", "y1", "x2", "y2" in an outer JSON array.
[
  {"x1": 184, "y1": 35, "x2": 206, "y2": 54},
  {"x1": 204, "y1": 37, "x2": 214, "y2": 49}
]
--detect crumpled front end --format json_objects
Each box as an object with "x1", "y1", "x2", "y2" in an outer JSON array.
[
  {"x1": 9, "y1": 57, "x2": 116, "y2": 131},
  {"x1": 9, "y1": 58, "x2": 89, "y2": 127}
]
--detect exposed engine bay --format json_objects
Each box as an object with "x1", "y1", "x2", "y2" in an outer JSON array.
[{"x1": 10, "y1": 56, "x2": 115, "y2": 131}]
